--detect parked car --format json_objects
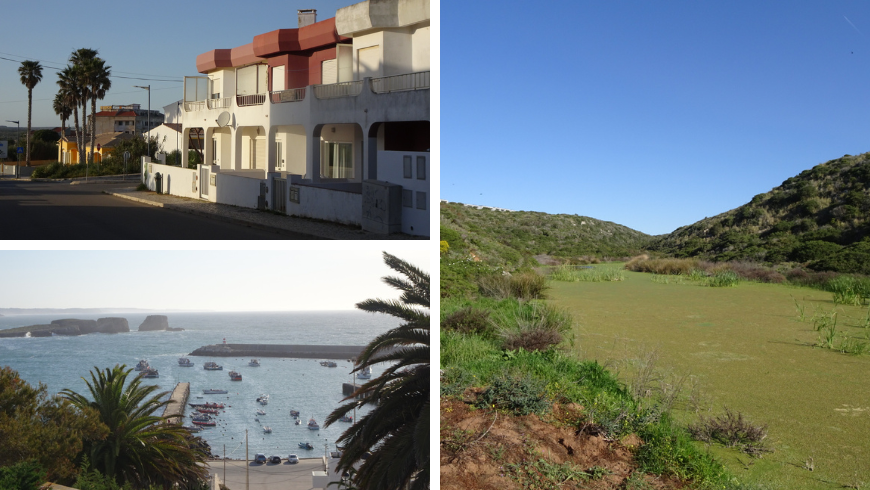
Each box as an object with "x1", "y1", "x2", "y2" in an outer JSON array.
[
  {"x1": 268, "y1": 455, "x2": 281, "y2": 464},
  {"x1": 287, "y1": 454, "x2": 299, "y2": 464},
  {"x1": 254, "y1": 453, "x2": 266, "y2": 464}
]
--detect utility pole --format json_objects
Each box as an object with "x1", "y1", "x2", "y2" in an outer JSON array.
[{"x1": 133, "y1": 85, "x2": 151, "y2": 157}]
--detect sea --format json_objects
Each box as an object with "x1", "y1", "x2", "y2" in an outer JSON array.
[{"x1": 0, "y1": 310, "x2": 400, "y2": 459}]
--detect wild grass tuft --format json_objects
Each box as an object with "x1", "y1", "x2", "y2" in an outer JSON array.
[
  {"x1": 707, "y1": 270, "x2": 740, "y2": 287},
  {"x1": 687, "y1": 407, "x2": 771, "y2": 457},
  {"x1": 492, "y1": 301, "x2": 573, "y2": 352},
  {"x1": 441, "y1": 307, "x2": 492, "y2": 336},
  {"x1": 549, "y1": 265, "x2": 625, "y2": 282},
  {"x1": 828, "y1": 276, "x2": 870, "y2": 306},
  {"x1": 478, "y1": 272, "x2": 549, "y2": 301},
  {"x1": 474, "y1": 375, "x2": 551, "y2": 415}
]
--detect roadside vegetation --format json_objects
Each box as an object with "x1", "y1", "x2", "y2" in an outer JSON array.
[{"x1": 31, "y1": 137, "x2": 159, "y2": 179}]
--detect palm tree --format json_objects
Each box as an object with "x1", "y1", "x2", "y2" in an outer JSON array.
[
  {"x1": 69, "y1": 49, "x2": 97, "y2": 164},
  {"x1": 53, "y1": 92, "x2": 72, "y2": 163},
  {"x1": 57, "y1": 66, "x2": 83, "y2": 165},
  {"x1": 18, "y1": 60, "x2": 43, "y2": 166},
  {"x1": 86, "y1": 58, "x2": 111, "y2": 164},
  {"x1": 324, "y1": 252, "x2": 430, "y2": 490},
  {"x1": 60, "y1": 365, "x2": 209, "y2": 489}
]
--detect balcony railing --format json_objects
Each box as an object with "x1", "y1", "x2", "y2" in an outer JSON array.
[
  {"x1": 183, "y1": 100, "x2": 205, "y2": 112},
  {"x1": 270, "y1": 88, "x2": 306, "y2": 104},
  {"x1": 370, "y1": 71, "x2": 430, "y2": 94},
  {"x1": 313, "y1": 81, "x2": 363, "y2": 100},
  {"x1": 236, "y1": 94, "x2": 266, "y2": 107},
  {"x1": 207, "y1": 97, "x2": 231, "y2": 110}
]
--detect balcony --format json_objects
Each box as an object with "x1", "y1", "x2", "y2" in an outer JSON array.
[
  {"x1": 370, "y1": 71, "x2": 430, "y2": 94},
  {"x1": 183, "y1": 100, "x2": 205, "y2": 112},
  {"x1": 270, "y1": 88, "x2": 306, "y2": 104},
  {"x1": 207, "y1": 97, "x2": 231, "y2": 110},
  {"x1": 236, "y1": 94, "x2": 266, "y2": 107},
  {"x1": 313, "y1": 81, "x2": 363, "y2": 100}
]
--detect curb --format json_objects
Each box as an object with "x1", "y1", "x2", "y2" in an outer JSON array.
[{"x1": 102, "y1": 191, "x2": 322, "y2": 238}]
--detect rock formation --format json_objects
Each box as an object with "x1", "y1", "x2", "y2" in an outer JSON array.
[
  {"x1": 138, "y1": 315, "x2": 170, "y2": 331},
  {"x1": 0, "y1": 317, "x2": 130, "y2": 337}
]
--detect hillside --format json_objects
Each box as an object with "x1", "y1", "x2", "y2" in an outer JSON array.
[
  {"x1": 440, "y1": 202, "x2": 652, "y2": 269},
  {"x1": 650, "y1": 152, "x2": 870, "y2": 273}
]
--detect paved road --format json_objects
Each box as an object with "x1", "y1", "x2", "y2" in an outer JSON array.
[
  {"x1": 0, "y1": 180, "x2": 319, "y2": 240},
  {"x1": 207, "y1": 458, "x2": 330, "y2": 490}
]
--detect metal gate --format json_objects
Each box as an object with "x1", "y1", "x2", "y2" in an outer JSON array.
[
  {"x1": 272, "y1": 177, "x2": 287, "y2": 214},
  {"x1": 200, "y1": 167, "x2": 210, "y2": 198}
]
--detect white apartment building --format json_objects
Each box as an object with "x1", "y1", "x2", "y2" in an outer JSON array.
[{"x1": 144, "y1": 0, "x2": 430, "y2": 236}]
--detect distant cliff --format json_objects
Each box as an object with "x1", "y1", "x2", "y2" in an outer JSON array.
[
  {"x1": 0, "y1": 317, "x2": 130, "y2": 338},
  {"x1": 138, "y1": 315, "x2": 183, "y2": 332}
]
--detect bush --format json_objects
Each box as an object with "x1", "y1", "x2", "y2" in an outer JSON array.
[
  {"x1": 707, "y1": 270, "x2": 739, "y2": 287},
  {"x1": 790, "y1": 240, "x2": 842, "y2": 263},
  {"x1": 687, "y1": 408, "x2": 770, "y2": 457},
  {"x1": 474, "y1": 375, "x2": 551, "y2": 415},
  {"x1": 625, "y1": 257, "x2": 699, "y2": 275},
  {"x1": 441, "y1": 307, "x2": 492, "y2": 336},
  {"x1": 477, "y1": 272, "x2": 548, "y2": 301},
  {"x1": 493, "y1": 301, "x2": 572, "y2": 352}
]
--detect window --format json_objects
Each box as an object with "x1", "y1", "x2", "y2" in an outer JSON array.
[
  {"x1": 321, "y1": 142, "x2": 353, "y2": 179},
  {"x1": 416, "y1": 156, "x2": 426, "y2": 180},
  {"x1": 416, "y1": 191, "x2": 426, "y2": 210},
  {"x1": 237, "y1": 64, "x2": 268, "y2": 95},
  {"x1": 403, "y1": 155, "x2": 412, "y2": 179},
  {"x1": 402, "y1": 189, "x2": 412, "y2": 208}
]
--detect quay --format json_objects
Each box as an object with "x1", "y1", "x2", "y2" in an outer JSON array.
[
  {"x1": 162, "y1": 382, "x2": 190, "y2": 424},
  {"x1": 188, "y1": 343, "x2": 365, "y2": 360}
]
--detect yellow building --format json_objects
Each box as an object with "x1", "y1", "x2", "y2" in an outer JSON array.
[{"x1": 58, "y1": 132, "x2": 137, "y2": 164}]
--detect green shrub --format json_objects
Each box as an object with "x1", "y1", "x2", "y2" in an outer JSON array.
[
  {"x1": 707, "y1": 270, "x2": 739, "y2": 287},
  {"x1": 474, "y1": 375, "x2": 551, "y2": 415},
  {"x1": 492, "y1": 301, "x2": 572, "y2": 352},
  {"x1": 636, "y1": 415, "x2": 730, "y2": 485},
  {"x1": 790, "y1": 240, "x2": 842, "y2": 263},
  {"x1": 687, "y1": 408, "x2": 770, "y2": 456},
  {"x1": 441, "y1": 307, "x2": 492, "y2": 336},
  {"x1": 477, "y1": 272, "x2": 548, "y2": 301}
]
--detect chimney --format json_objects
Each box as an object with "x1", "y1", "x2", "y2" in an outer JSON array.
[{"x1": 298, "y1": 9, "x2": 316, "y2": 28}]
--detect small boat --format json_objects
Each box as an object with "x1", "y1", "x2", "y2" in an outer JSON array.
[
  {"x1": 249, "y1": 359, "x2": 260, "y2": 367},
  {"x1": 319, "y1": 361, "x2": 337, "y2": 368},
  {"x1": 203, "y1": 389, "x2": 228, "y2": 394},
  {"x1": 263, "y1": 426, "x2": 272, "y2": 433},
  {"x1": 339, "y1": 415, "x2": 353, "y2": 423},
  {"x1": 190, "y1": 414, "x2": 212, "y2": 422},
  {"x1": 134, "y1": 360, "x2": 149, "y2": 371},
  {"x1": 229, "y1": 370, "x2": 242, "y2": 381},
  {"x1": 178, "y1": 358, "x2": 194, "y2": 367},
  {"x1": 197, "y1": 408, "x2": 219, "y2": 414},
  {"x1": 256, "y1": 409, "x2": 266, "y2": 416},
  {"x1": 203, "y1": 361, "x2": 223, "y2": 371},
  {"x1": 298, "y1": 442, "x2": 314, "y2": 450},
  {"x1": 289, "y1": 410, "x2": 300, "y2": 418},
  {"x1": 295, "y1": 419, "x2": 302, "y2": 425},
  {"x1": 191, "y1": 420, "x2": 216, "y2": 426},
  {"x1": 182, "y1": 426, "x2": 203, "y2": 432},
  {"x1": 356, "y1": 366, "x2": 372, "y2": 380},
  {"x1": 139, "y1": 368, "x2": 159, "y2": 378},
  {"x1": 189, "y1": 402, "x2": 224, "y2": 409},
  {"x1": 257, "y1": 394, "x2": 269, "y2": 405},
  {"x1": 307, "y1": 418, "x2": 320, "y2": 430}
]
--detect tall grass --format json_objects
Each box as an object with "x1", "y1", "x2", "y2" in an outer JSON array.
[
  {"x1": 827, "y1": 276, "x2": 870, "y2": 306},
  {"x1": 477, "y1": 272, "x2": 548, "y2": 300},
  {"x1": 707, "y1": 270, "x2": 740, "y2": 287},
  {"x1": 491, "y1": 301, "x2": 573, "y2": 352},
  {"x1": 549, "y1": 265, "x2": 625, "y2": 282}
]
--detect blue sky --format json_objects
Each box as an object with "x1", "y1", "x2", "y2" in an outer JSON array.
[
  {"x1": 441, "y1": 1, "x2": 870, "y2": 235},
  {"x1": 0, "y1": 250, "x2": 429, "y2": 311},
  {"x1": 0, "y1": 0, "x2": 355, "y2": 128}
]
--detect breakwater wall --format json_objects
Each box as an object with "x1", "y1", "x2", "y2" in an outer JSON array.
[
  {"x1": 163, "y1": 382, "x2": 190, "y2": 424},
  {"x1": 188, "y1": 343, "x2": 365, "y2": 360}
]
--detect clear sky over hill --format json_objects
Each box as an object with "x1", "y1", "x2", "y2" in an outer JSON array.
[
  {"x1": 441, "y1": 1, "x2": 870, "y2": 235},
  {"x1": 0, "y1": 0, "x2": 358, "y2": 128},
  {"x1": 0, "y1": 250, "x2": 429, "y2": 312}
]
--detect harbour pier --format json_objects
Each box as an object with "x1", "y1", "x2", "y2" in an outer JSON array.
[{"x1": 163, "y1": 382, "x2": 190, "y2": 424}]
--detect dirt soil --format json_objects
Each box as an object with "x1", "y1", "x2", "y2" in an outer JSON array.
[{"x1": 440, "y1": 396, "x2": 684, "y2": 490}]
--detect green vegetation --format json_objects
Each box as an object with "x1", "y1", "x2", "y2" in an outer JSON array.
[
  {"x1": 650, "y1": 153, "x2": 870, "y2": 273},
  {"x1": 32, "y1": 137, "x2": 158, "y2": 179},
  {"x1": 548, "y1": 264, "x2": 626, "y2": 282},
  {"x1": 325, "y1": 252, "x2": 429, "y2": 490}
]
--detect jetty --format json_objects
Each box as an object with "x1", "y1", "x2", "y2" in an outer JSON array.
[
  {"x1": 162, "y1": 382, "x2": 190, "y2": 424},
  {"x1": 188, "y1": 343, "x2": 365, "y2": 359}
]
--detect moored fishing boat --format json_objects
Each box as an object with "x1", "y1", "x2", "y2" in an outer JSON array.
[
  {"x1": 356, "y1": 366, "x2": 372, "y2": 379},
  {"x1": 256, "y1": 409, "x2": 266, "y2": 416},
  {"x1": 307, "y1": 418, "x2": 320, "y2": 430},
  {"x1": 248, "y1": 359, "x2": 260, "y2": 367},
  {"x1": 229, "y1": 370, "x2": 242, "y2": 381},
  {"x1": 191, "y1": 420, "x2": 216, "y2": 426},
  {"x1": 134, "y1": 360, "x2": 149, "y2": 371},
  {"x1": 263, "y1": 426, "x2": 272, "y2": 433},
  {"x1": 319, "y1": 361, "x2": 337, "y2": 367},
  {"x1": 203, "y1": 361, "x2": 223, "y2": 370},
  {"x1": 257, "y1": 394, "x2": 269, "y2": 405},
  {"x1": 289, "y1": 410, "x2": 300, "y2": 417},
  {"x1": 178, "y1": 358, "x2": 194, "y2": 367},
  {"x1": 197, "y1": 408, "x2": 219, "y2": 414},
  {"x1": 339, "y1": 415, "x2": 353, "y2": 423},
  {"x1": 298, "y1": 442, "x2": 314, "y2": 450},
  {"x1": 189, "y1": 402, "x2": 225, "y2": 409},
  {"x1": 202, "y1": 389, "x2": 228, "y2": 394},
  {"x1": 139, "y1": 368, "x2": 159, "y2": 378}
]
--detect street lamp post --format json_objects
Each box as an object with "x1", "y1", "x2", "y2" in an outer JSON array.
[
  {"x1": 5, "y1": 120, "x2": 19, "y2": 178},
  {"x1": 133, "y1": 85, "x2": 151, "y2": 157}
]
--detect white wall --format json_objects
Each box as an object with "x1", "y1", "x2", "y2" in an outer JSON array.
[
  {"x1": 148, "y1": 125, "x2": 182, "y2": 154},
  {"x1": 376, "y1": 150, "x2": 429, "y2": 236},
  {"x1": 142, "y1": 160, "x2": 199, "y2": 198},
  {"x1": 286, "y1": 184, "x2": 362, "y2": 225},
  {"x1": 383, "y1": 29, "x2": 412, "y2": 77},
  {"x1": 163, "y1": 101, "x2": 183, "y2": 124},
  {"x1": 411, "y1": 25, "x2": 430, "y2": 72},
  {"x1": 214, "y1": 172, "x2": 262, "y2": 208},
  {"x1": 353, "y1": 32, "x2": 384, "y2": 80}
]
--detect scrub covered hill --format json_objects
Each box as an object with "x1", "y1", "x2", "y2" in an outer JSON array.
[
  {"x1": 440, "y1": 202, "x2": 653, "y2": 269},
  {"x1": 650, "y1": 152, "x2": 870, "y2": 273}
]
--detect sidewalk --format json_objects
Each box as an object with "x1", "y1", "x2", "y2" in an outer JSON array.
[{"x1": 104, "y1": 187, "x2": 421, "y2": 240}]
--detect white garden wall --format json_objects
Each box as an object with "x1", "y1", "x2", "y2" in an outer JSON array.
[{"x1": 287, "y1": 184, "x2": 362, "y2": 225}]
